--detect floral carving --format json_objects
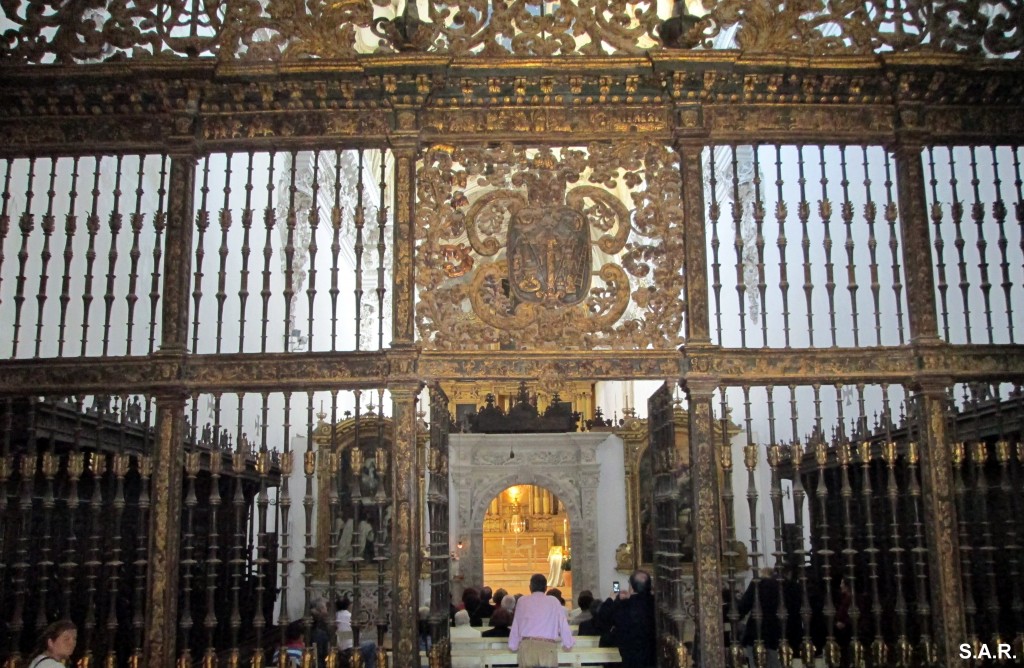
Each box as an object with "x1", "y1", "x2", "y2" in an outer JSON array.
[{"x1": 415, "y1": 142, "x2": 685, "y2": 351}]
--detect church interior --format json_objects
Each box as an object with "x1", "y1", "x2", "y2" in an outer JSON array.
[{"x1": 1, "y1": 2, "x2": 1024, "y2": 667}]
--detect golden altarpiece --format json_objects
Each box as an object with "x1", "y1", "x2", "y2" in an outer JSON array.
[{"x1": 2, "y1": 2, "x2": 1024, "y2": 668}]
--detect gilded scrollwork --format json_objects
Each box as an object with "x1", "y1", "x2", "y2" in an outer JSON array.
[
  {"x1": 415, "y1": 142, "x2": 685, "y2": 351},
  {"x1": 1, "y1": 0, "x2": 1023, "y2": 62}
]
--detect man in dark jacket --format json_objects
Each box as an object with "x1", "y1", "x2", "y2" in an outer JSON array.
[{"x1": 599, "y1": 570, "x2": 657, "y2": 668}]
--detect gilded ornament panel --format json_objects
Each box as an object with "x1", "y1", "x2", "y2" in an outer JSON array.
[
  {"x1": 1, "y1": 0, "x2": 1022, "y2": 62},
  {"x1": 415, "y1": 142, "x2": 686, "y2": 351}
]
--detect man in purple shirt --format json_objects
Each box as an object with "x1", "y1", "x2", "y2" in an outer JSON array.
[{"x1": 508, "y1": 573, "x2": 576, "y2": 667}]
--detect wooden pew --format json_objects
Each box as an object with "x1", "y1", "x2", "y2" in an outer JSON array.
[{"x1": 449, "y1": 646, "x2": 621, "y2": 667}]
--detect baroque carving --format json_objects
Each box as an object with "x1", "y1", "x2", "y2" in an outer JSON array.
[
  {"x1": 415, "y1": 143, "x2": 686, "y2": 350},
  {"x1": 1, "y1": 0, "x2": 1022, "y2": 61}
]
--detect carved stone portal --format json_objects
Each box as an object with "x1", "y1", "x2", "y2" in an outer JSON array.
[{"x1": 449, "y1": 432, "x2": 626, "y2": 600}]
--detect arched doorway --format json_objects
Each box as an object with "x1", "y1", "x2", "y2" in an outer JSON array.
[{"x1": 481, "y1": 484, "x2": 572, "y2": 598}]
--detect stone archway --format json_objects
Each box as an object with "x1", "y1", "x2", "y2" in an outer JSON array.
[{"x1": 449, "y1": 432, "x2": 624, "y2": 603}]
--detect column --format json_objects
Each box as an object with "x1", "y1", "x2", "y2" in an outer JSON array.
[
  {"x1": 688, "y1": 382, "x2": 725, "y2": 668},
  {"x1": 390, "y1": 138, "x2": 417, "y2": 348},
  {"x1": 144, "y1": 154, "x2": 195, "y2": 668},
  {"x1": 390, "y1": 384, "x2": 422, "y2": 667},
  {"x1": 894, "y1": 142, "x2": 965, "y2": 666}
]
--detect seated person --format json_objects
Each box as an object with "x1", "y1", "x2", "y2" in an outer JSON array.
[
  {"x1": 569, "y1": 590, "x2": 594, "y2": 625},
  {"x1": 450, "y1": 609, "x2": 482, "y2": 638},
  {"x1": 480, "y1": 608, "x2": 513, "y2": 638},
  {"x1": 335, "y1": 597, "x2": 377, "y2": 668}
]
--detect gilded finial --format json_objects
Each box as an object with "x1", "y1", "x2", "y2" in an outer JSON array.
[
  {"x1": 815, "y1": 441, "x2": 828, "y2": 467},
  {"x1": 744, "y1": 444, "x2": 758, "y2": 471},
  {"x1": 970, "y1": 441, "x2": 987, "y2": 465},
  {"x1": 837, "y1": 442, "x2": 850, "y2": 466},
  {"x1": 304, "y1": 450, "x2": 316, "y2": 476},
  {"x1": 906, "y1": 441, "x2": 918, "y2": 465},
  {"x1": 952, "y1": 441, "x2": 965, "y2": 465},
  {"x1": 857, "y1": 441, "x2": 871, "y2": 463},
  {"x1": 882, "y1": 441, "x2": 897, "y2": 466},
  {"x1": 996, "y1": 440, "x2": 1010, "y2": 463}
]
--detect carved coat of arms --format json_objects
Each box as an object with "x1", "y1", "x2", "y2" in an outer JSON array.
[{"x1": 456, "y1": 152, "x2": 632, "y2": 332}]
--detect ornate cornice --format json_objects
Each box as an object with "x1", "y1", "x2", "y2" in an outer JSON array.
[
  {"x1": 2, "y1": 56, "x2": 1024, "y2": 153},
  {"x1": 1, "y1": 343, "x2": 1021, "y2": 396}
]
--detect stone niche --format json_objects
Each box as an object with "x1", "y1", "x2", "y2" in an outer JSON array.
[{"x1": 449, "y1": 431, "x2": 628, "y2": 600}]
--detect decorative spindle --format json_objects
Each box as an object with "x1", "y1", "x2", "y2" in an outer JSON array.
[
  {"x1": 11, "y1": 156, "x2": 38, "y2": 358},
  {"x1": 82, "y1": 450, "x2": 107, "y2": 665},
  {"x1": 968, "y1": 147, "x2": 995, "y2": 343},
  {"x1": 859, "y1": 146, "x2": 882, "y2": 346},
  {"x1": 817, "y1": 145, "x2": 838, "y2": 347},
  {"x1": 260, "y1": 153, "x2": 277, "y2": 353},
  {"x1": 55, "y1": 156, "x2": 80, "y2": 356},
  {"x1": 125, "y1": 155, "x2": 147, "y2": 354},
  {"x1": 104, "y1": 452, "x2": 129, "y2": 666},
  {"x1": 132, "y1": 454, "x2": 152, "y2": 662},
  {"x1": 100, "y1": 154, "x2": 125, "y2": 357},
  {"x1": 836, "y1": 439, "x2": 862, "y2": 668},
  {"x1": 856, "y1": 441, "x2": 885, "y2": 666},
  {"x1": 215, "y1": 152, "x2": 233, "y2": 354},
  {"x1": 904, "y1": 439, "x2": 934, "y2": 663},
  {"x1": 814, "y1": 440, "x2": 839, "y2": 667},
  {"x1": 996, "y1": 440, "x2": 1024, "y2": 657},
  {"x1": 719, "y1": 389, "x2": 742, "y2": 664},
  {"x1": 989, "y1": 147, "x2": 1014, "y2": 342},
  {"x1": 970, "y1": 439, "x2": 1001, "y2": 645},
  {"x1": 147, "y1": 154, "x2": 168, "y2": 355},
  {"x1": 751, "y1": 147, "x2": 768, "y2": 346},
  {"x1": 282, "y1": 153, "x2": 298, "y2": 353},
  {"x1": 229, "y1": 442, "x2": 248, "y2": 654},
  {"x1": 238, "y1": 152, "x2": 255, "y2": 353},
  {"x1": 730, "y1": 147, "x2": 747, "y2": 348},
  {"x1": 278, "y1": 392, "x2": 296, "y2": 636},
  {"x1": 329, "y1": 150, "x2": 345, "y2": 351},
  {"x1": 882, "y1": 441, "x2": 910, "y2": 666},
  {"x1": 306, "y1": 153, "x2": 322, "y2": 352},
  {"x1": 80, "y1": 157, "x2": 103, "y2": 356},
  {"x1": 11, "y1": 452, "x2": 37, "y2": 653},
  {"x1": 303, "y1": 395, "x2": 317, "y2": 636},
  {"x1": 34, "y1": 157, "x2": 58, "y2": 358},
  {"x1": 376, "y1": 151, "x2": 388, "y2": 350},
  {"x1": 254, "y1": 411, "x2": 272, "y2": 652},
  {"x1": 191, "y1": 156, "x2": 212, "y2": 355},
  {"x1": 951, "y1": 440, "x2": 980, "y2": 648},
  {"x1": 946, "y1": 147, "x2": 973, "y2": 343},
  {"x1": 772, "y1": 146, "x2": 791, "y2": 347},
  {"x1": 37, "y1": 451, "x2": 59, "y2": 627},
  {"x1": 796, "y1": 148, "x2": 814, "y2": 346},
  {"x1": 839, "y1": 147, "x2": 860, "y2": 346},
  {"x1": 0, "y1": 160, "x2": 13, "y2": 322},
  {"x1": 204, "y1": 449, "x2": 223, "y2": 662},
  {"x1": 707, "y1": 147, "x2": 723, "y2": 344},
  {"x1": 179, "y1": 450, "x2": 202, "y2": 666}
]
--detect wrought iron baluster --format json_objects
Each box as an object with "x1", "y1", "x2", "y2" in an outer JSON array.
[
  {"x1": 752, "y1": 147, "x2": 768, "y2": 346},
  {"x1": 766, "y1": 431, "x2": 792, "y2": 668},
  {"x1": 952, "y1": 439, "x2": 980, "y2": 654},
  {"x1": 329, "y1": 150, "x2": 344, "y2": 351},
  {"x1": 81, "y1": 158, "x2": 103, "y2": 357},
  {"x1": 968, "y1": 147, "x2": 995, "y2": 343},
  {"x1": 34, "y1": 158, "x2": 58, "y2": 358},
  {"x1": 82, "y1": 448, "x2": 106, "y2": 664},
  {"x1": 12, "y1": 157, "x2": 37, "y2": 358},
  {"x1": 814, "y1": 439, "x2": 839, "y2": 668},
  {"x1": 773, "y1": 145, "x2": 790, "y2": 348},
  {"x1": 790, "y1": 439, "x2": 815, "y2": 666},
  {"x1": 882, "y1": 440, "x2": 912, "y2": 666},
  {"x1": 203, "y1": 446, "x2": 223, "y2": 667},
  {"x1": 987, "y1": 147, "x2": 1014, "y2": 343},
  {"x1": 191, "y1": 156, "x2": 212, "y2": 354},
  {"x1": 1011, "y1": 441, "x2": 1024, "y2": 660},
  {"x1": 708, "y1": 146, "x2": 723, "y2": 344},
  {"x1": 741, "y1": 386, "x2": 766, "y2": 668},
  {"x1": 132, "y1": 453, "x2": 152, "y2": 666},
  {"x1": 105, "y1": 452, "x2": 129, "y2": 666},
  {"x1": 797, "y1": 147, "x2": 814, "y2": 347},
  {"x1": 376, "y1": 152, "x2": 388, "y2": 350},
  {"x1": 836, "y1": 439, "x2": 863, "y2": 668},
  {"x1": 229, "y1": 436, "x2": 247, "y2": 666},
  {"x1": 253, "y1": 395, "x2": 272, "y2": 659},
  {"x1": 1013, "y1": 148, "x2": 1024, "y2": 310},
  {"x1": 125, "y1": 156, "x2": 147, "y2": 355},
  {"x1": 101, "y1": 154, "x2": 125, "y2": 357},
  {"x1": 927, "y1": 147, "x2": 951, "y2": 342},
  {"x1": 148, "y1": 154, "x2": 168, "y2": 355},
  {"x1": 11, "y1": 450, "x2": 37, "y2": 665},
  {"x1": 817, "y1": 146, "x2": 837, "y2": 347},
  {"x1": 326, "y1": 391, "x2": 340, "y2": 616},
  {"x1": 857, "y1": 440, "x2": 886, "y2": 666},
  {"x1": 730, "y1": 146, "x2": 748, "y2": 348},
  {"x1": 373, "y1": 393, "x2": 389, "y2": 659},
  {"x1": 882, "y1": 151, "x2": 905, "y2": 345},
  {"x1": 216, "y1": 153, "x2": 234, "y2": 354},
  {"x1": 302, "y1": 395, "x2": 317, "y2": 638},
  {"x1": 861, "y1": 147, "x2": 882, "y2": 347},
  {"x1": 904, "y1": 436, "x2": 935, "y2": 665},
  {"x1": 180, "y1": 449, "x2": 201, "y2": 666},
  {"x1": 971, "y1": 439, "x2": 1001, "y2": 645},
  {"x1": 260, "y1": 154, "x2": 277, "y2": 353},
  {"x1": 947, "y1": 147, "x2": 972, "y2": 343},
  {"x1": 349, "y1": 399, "x2": 365, "y2": 657},
  {"x1": 283, "y1": 153, "x2": 298, "y2": 352},
  {"x1": 839, "y1": 147, "x2": 860, "y2": 347},
  {"x1": 239, "y1": 152, "x2": 255, "y2": 353},
  {"x1": 306, "y1": 153, "x2": 321, "y2": 351},
  {"x1": 0, "y1": 160, "x2": 13, "y2": 319},
  {"x1": 279, "y1": 393, "x2": 295, "y2": 634},
  {"x1": 37, "y1": 451, "x2": 59, "y2": 628}
]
